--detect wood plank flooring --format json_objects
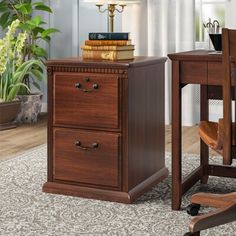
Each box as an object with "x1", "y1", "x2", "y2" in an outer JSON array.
[
  {"x1": 0, "y1": 115, "x2": 218, "y2": 161},
  {"x1": 165, "y1": 125, "x2": 218, "y2": 156},
  {"x1": 0, "y1": 114, "x2": 47, "y2": 161}
]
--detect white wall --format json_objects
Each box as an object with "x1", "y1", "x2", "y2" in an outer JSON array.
[{"x1": 49, "y1": 0, "x2": 79, "y2": 58}]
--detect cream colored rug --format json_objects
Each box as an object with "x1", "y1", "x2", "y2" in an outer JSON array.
[{"x1": 0, "y1": 145, "x2": 236, "y2": 236}]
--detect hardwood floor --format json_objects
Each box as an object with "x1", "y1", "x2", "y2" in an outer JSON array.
[
  {"x1": 165, "y1": 125, "x2": 218, "y2": 156},
  {"x1": 165, "y1": 125, "x2": 200, "y2": 154},
  {"x1": 0, "y1": 114, "x2": 47, "y2": 161},
  {"x1": 0, "y1": 115, "x2": 218, "y2": 161}
]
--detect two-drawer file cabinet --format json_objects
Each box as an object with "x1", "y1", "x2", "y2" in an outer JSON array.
[{"x1": 43, "y1": 57, "x2": 168, "y2": 203}]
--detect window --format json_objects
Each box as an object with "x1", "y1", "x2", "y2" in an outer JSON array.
[
  {"x1": 194, "y1": 0, "x2": 230, "y2": 122},
  {"x1": 195, "y1": 0, "x2": 227, "y2": 43}
]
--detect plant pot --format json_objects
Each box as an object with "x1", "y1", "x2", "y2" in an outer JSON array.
[
  {"x1": 17, "y1": 94, "x2": 43, "y2": 123},
  {"x1": 0, "y1": 101, "x2": 21, "y2": 131}
]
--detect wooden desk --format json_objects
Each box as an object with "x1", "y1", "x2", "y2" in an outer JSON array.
[{"x1": 168, "y1": 50, "x2": 236, "y2": 210}]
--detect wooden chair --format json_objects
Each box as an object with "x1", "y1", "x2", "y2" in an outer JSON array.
[{"x1": 184, "y1": 28, "x2": 236, "y2": 236}]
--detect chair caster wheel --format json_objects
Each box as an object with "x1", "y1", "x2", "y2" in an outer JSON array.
[
  {"x1": 186, "y1": 203, "x2": 201, "y2": 216},
  {"x1": 184, "y1": 233, "x2": 192, "y2": 236},
  {"x1": 184, "y1": 232, "x2": 200, "y2": 236}
]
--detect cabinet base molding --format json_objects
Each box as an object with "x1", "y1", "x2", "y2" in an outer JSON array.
[
  {"x1": 43, "y1": 167, "x2": 168, "y2": 204},
  {"x1": 128, "y1": 167, "x2": 169, "y2": 202}
]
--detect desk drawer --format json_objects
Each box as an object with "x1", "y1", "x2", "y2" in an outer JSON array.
[
  {"x1": 180, "y1": 62, "x2": 207, "y2": 84},
  {"x1": 53, "y1": 73, "x2": 119, "y2": 129},
  {"x1": 53, "y1": 128, "x2": 120, "y2": 188},
  {"x1": 208, "y1": 62, "x2": 223, "y2": 85}
]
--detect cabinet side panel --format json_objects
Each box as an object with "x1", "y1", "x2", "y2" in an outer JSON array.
[{"x1": 128, "y1": 62, "x2": 165, "y2": 190}]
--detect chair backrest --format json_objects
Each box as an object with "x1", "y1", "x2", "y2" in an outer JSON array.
[{"x1": 222, "y1": 28, "x2": 236, "y2": 165}]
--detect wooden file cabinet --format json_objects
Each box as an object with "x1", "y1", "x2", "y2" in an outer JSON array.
[{"x1": 43, "y1": 57, "x2": 168, "y2": 203}]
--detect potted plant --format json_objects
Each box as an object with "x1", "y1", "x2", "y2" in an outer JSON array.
[
  {"x1": 0, "y1": 19, "x2": 45, "y2": 130},
  {"x1": 0, "y1": 0, "x2": 59, "y2": 123}
]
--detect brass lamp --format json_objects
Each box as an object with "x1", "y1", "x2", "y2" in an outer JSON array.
[{"x1": 84, "y1": 0, "x2": 139, "y2": 32}]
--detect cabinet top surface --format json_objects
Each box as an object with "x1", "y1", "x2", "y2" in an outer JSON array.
[
  {"x1": 168, "y1": 50, "x2": 222, "y2": 62},
  {"x1": 46, "y1": 56, "x2": 167, "y2": 68}
]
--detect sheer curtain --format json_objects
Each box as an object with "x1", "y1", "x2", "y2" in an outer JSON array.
[
  {"x1": 226, "y1": 0, "x2": 236, "y2": 28},
  {"x1": 122, "y1": 0, "x2": 196, "y2": 125}
]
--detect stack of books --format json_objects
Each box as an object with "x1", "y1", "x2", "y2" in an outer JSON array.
[{"x1": 81, "y1": 32, "x2": 134, "y2": 61}]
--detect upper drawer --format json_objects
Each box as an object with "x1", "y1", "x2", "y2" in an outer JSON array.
[
  {"x1": 180, "y1": 62, "x2": 207, "y2": 84},
  {"x1": 53, "y1": 73, "x2": 119, "y2": 129},
  {"x1": 208, "y1": 62, "x2": 223, "y2": 86}
]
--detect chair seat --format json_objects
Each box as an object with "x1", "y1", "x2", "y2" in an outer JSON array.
[
  {"x1": 198, "y1": 121, "x2": 223, "y2": 155},
  {"x1": 199, "y1": 120, "x2": 236, "y2": 156}
]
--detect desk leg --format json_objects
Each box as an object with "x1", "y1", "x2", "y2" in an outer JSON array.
[
  {"x1": 172, "y1": 61, "x2": 182, "y2": 210},
  {"x1": 200, "y1": 85, "x2": 209, "y2": 184}
]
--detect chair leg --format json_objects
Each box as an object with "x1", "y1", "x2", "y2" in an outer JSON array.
[
  {"x1": 191, "y1": 232, "x2": 200, "y2": 236},
  {"x1": 200, "y1": 85, "x2": 209, "y2": 185},
  {"x1": 184, "y1": 231, "x2": 200, "y2": 236},
  {"x1": 191, "y1": 192, "x2": 236, "y2": 208},
  {"x1": 193, "y1": 232, "x2": 200, "y2": 236},
  {"x1": 189, "y1": 202, "x2": 236, "y2": 233},
  {"x1": 192, "y1": 232, "x2": 200, "y2": 236}
]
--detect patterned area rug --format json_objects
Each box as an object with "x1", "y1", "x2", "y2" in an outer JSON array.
[{"x1": 0, "y1": 145, "x2": 236, "y2": 236}]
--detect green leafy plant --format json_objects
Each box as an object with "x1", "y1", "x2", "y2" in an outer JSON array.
[
  {"x1": 0, "y1": 0, "x2": 59, "y2": 61},
  {"x1": 0, "y1": 0, "x2": 59, "y2": 95},
  {"x1": 0, "y1": 20, "x2": 45, "y2": 102}
]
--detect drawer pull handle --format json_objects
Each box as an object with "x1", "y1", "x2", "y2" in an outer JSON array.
[
  {"x1": 75, "y1": 140, "x2": 99, "y2": 150},
  {"x1": 93, "y1": 83, "x2": 99, "y2": 89},
  {"x1": 75, "y1": 83, "x2": 81, "y2": 88},
  {"x1": 74, "y1": 83, "x2": 99, "y2": 93}
]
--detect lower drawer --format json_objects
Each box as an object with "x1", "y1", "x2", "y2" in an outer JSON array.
[{"x1": 53, "y1": 128, "x2": 120, "y2": 188}]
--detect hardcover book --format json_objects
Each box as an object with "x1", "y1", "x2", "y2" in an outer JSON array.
[
  {"x1": 89, "y1": 32, "x2": 130, "y2": 40},
  {"x1": 82, "y1": 50, "x2": 134, "y2": 61},
  {"x1": 85, "y1": 40, "x2": 132, "y2": 46},
  {"x1": 81, "y1": 45, "x2": 135, "y2": 51}
]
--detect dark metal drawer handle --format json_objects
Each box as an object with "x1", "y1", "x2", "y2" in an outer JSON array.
[
  {"x1": 75, "y1": 140, "x2": 99, "y2": 150},
  {"x1": 74, "y1": 83, "x2": 99, "y2": 93}
]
